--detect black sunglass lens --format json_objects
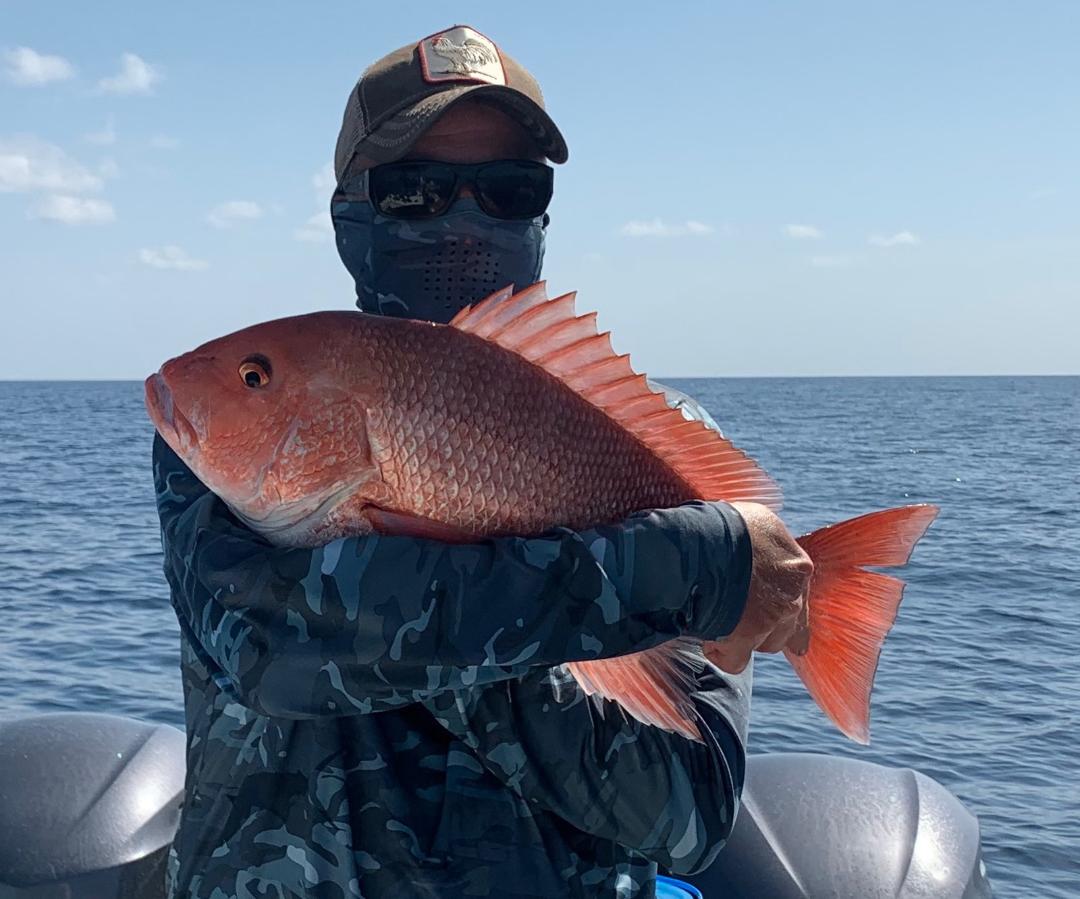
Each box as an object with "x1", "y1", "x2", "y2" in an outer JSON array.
[
  {"x1": 476, "y1": 162, "x2": 553, "y2": 220},
  {"x1": 371, "y1": 164, "x2": 456, "y2": 219}
]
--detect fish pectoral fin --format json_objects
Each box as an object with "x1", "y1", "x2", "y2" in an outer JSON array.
[
  {"x1": 564, "y1": 638, "x2": 706, "y2": 742},
  {"x1": 365, "y1": 506, "x2": 476, "y2": 544}
]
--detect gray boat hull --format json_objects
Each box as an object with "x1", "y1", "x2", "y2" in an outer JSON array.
[{"x1": 0, "y1": 714, "x2": 992, "y2": 897}]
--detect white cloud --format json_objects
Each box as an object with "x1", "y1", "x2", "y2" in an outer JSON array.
[
  {"x1": 149, "y1": 134, "x2": 178, "y2": 150},
  {"x1": 4, "y1": 47, "x2": 75, "y2": 85},
  {"x1": 784, "y1": 223, "x2": 823, "y2": 240},
  {"x1": 30, "y1": 194, "x2": 115, "y2": 225},
  {"x1": 620, "y1": 218, "x2": 714, "y2": 238},
  {"x1": 809, "y1": 255, "x2": 853, "y2": 268},
  {"x1": 98, "y1": 53, "x2": 160, "y2": 95},
  {"x1": 83, "y1": 118, "x2": 116, "y2": 146},
  {"x1": 294, "y1": 162, "x2": 337, "y2": 243},
  {"x1": 139, "y1": 246, "x2": 208, "y2": 271},
  {"x1": 294, "y1": 211, "x2": 334, "y2": 242},
  {"x1": 312, "y1": 161, "x2": 336, "y2": 196},
  {"x1": 207, "y1": 200, "x2": 263, "y2": 229},
  {"x1": 868, "y1": 230, "x2": 920, "y2": 248},
  {"x1": 0, "y1": 136, "x2": 103, "y2": 193}
]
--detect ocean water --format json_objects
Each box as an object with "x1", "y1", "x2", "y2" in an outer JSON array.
[{"x1": 0, "y1": 377, "x2": 1077, "y2": 897}]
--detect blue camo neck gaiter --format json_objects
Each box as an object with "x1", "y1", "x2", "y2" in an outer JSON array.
[{"x1": 332, "y1": 195, "x2": 547, "y2": 324}]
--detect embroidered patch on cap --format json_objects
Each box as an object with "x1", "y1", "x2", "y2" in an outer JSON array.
[{"x1": 418, "y1": 26, "x2": 506, "y2": 86}]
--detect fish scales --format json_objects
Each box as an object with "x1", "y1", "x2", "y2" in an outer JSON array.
[{"x1": 348, "y1": 315, "x2": 695, "y2": 536}]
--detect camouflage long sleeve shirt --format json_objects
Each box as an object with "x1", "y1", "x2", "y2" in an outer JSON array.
[{"x1": 155, "y1": 387, "x2": 753, "y2": 899}]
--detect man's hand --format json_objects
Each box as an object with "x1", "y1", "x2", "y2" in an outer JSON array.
[{"x1": 704, "y1": 502, "x2": 813, "y2": 674}]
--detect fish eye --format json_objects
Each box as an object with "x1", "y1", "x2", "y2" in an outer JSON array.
[{"x1": 239, "y1": 356, "x2": 272, "y2": 389}]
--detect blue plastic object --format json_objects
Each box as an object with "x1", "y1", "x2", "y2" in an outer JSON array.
[{"x1": 656, "y1": 875, "x2": 704, "y2": 899}]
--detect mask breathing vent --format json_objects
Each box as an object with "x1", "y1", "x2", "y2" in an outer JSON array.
[{"x1": 423, "y1": 236, "x2": 502, "y2": 317}]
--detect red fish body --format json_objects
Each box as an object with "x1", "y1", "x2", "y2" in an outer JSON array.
[{"x1": 146, "y1": 283, "x2": 938, "y2": 743}]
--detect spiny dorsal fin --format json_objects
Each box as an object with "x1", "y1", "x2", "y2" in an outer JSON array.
[{"x1": 451, "y1": 283, "x2": 782, "y2": 509}]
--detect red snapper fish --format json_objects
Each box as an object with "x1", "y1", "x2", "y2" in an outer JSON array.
[{"x1": 145, "y1": 283, "x2": 938, "y2": 744}]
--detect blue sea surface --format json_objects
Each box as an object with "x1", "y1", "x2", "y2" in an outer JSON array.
[{"x1": 0, "y1": 377, "x2": 1077, "y2": 897}]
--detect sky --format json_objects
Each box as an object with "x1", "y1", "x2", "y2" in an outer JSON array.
[{"x1": 1, "y1": 1, "x2": 1077, "y2": 379}]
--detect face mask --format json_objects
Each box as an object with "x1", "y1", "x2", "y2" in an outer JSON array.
[{"x1": 332, "y1": 196, "x2": 547, "y2": 324}]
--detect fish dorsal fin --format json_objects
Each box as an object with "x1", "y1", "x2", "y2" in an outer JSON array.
[{"x1": 450, "y1": 284, "x2": 782, "y2": 509}]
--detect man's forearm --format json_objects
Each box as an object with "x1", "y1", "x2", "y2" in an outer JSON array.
[
  {"x1": 155, "y1": 435, "x2": 751, "y2": 719},
  {"x1": 422, "y1": 659, "x2": 752, "y2": 874}
]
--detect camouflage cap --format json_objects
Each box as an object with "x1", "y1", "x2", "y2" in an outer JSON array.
[{"x1": 334, "y1": 25, "x2": 569, "y2": 183}]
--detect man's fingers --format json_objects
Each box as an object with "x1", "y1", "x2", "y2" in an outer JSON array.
[
  {"x1": 755, "y1": 593, "x2": 804, "y2": 652},
  {"x1": 757, "y1": 623, "x2": 795, "y2": 654},
  {"x1": 786, "y1": 595, "x2": 812, "y2": 656},
  {"x1": 704, "y1": 640, "x2": 752, "y2": 674}
]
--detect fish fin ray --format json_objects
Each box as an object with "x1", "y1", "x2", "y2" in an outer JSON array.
[
  {"x1": 565, "y1": 638, "x2": 705, "y2": 741},
  {"x1": 449, "y1": 283, "x2": 547, "y2": 338},
  {"x1": 448, "y1": 284, "x2": 515, "y2": 330},
  {"x1": 451, "y1": 284, "x2": 782, "y2": 510},
  {"x1": 786, "y1": 504, "x2": 940, "y2": 744}
]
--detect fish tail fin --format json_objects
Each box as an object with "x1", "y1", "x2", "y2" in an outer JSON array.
[
  {"x1": 565, "y1": 638, "x2": 706, "y2": 741},
  {"x1": 785, "y1": 504, "x2": 940, "y2": 744}
]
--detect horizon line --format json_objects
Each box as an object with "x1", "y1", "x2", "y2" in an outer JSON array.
[{"x1": 2, "y1": 373, "x2": 1078, "y2": 383}]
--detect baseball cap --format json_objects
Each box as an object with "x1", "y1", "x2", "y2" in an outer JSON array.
[{"x1": 334, "y1": 25, "x2": 568, "y2": 184}]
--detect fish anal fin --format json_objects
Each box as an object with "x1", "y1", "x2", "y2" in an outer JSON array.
[
  {"x1": 451, "y1": 284, "x2": 782, "y2": 510},
  {"x1": 565, "y1": 639, "x2": 705, "y2": 741}
]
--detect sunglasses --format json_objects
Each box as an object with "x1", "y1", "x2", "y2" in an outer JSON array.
[{"x1": 365, "y1": 159, "x2": 554, "y2": 221}]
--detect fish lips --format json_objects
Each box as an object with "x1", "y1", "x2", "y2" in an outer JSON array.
[{"x1": 145, "y1": 372, "x2": 201, "y2": 457}]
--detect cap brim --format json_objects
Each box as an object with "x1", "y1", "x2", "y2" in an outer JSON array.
[{"x1": 347, "y1": 84, "x2": 568, "y2": 172}]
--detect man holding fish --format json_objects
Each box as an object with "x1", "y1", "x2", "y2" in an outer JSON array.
[{"x1": 150, "y1": 25, "x2": 933, "y2": 899}]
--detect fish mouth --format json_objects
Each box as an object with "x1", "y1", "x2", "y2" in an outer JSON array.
[{"x1": 144, "y1": 372, "x2": 201, "y2": 456}]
